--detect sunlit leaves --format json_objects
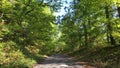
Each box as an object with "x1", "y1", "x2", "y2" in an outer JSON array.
[
  {"x1": 0, "y1": 0, "x2": 56, "y2": 65},
  {"x1": 42, "y1": 6, "x2": 52, "y2": 15},
  {"x1": 1, "y1": 0, "x2": 13, "y2": 9}
]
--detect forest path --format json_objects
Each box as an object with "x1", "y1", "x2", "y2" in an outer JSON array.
[{"x1": 33, "y1": 54, "x2": 96, "y2": 68}]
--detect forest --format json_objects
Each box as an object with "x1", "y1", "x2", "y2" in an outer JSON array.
[{"x1": 0, "y1": 0, "x2": 120, "y2": 68}]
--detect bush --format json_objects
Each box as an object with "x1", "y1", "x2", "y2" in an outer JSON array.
[{"x1": 0, "y1": 41, "x2": 37, "y2": 68}]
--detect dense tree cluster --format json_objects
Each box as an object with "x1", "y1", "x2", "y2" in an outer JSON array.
[
  {"x1": 60, "y1": 0, "x2": 120, "y2": 67},
  {"x1": 59, "y1": 0, "x2": 120, "y2": 50},
  {"x1": 0, "y1": 0, "x2": 57, "y2": 67}
]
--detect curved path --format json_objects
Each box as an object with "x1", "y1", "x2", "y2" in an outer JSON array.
[{"x1": 33, "y1": 54, "x2": 96, "y2": 68}]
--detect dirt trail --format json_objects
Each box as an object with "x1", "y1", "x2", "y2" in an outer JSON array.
[{"x1": 33, "y1": 54, "x2": 96, "y2": 68}]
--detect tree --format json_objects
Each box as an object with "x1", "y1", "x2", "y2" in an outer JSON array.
[{"x1": 60, "y1": 0, "x2": 120, "y2": 52}]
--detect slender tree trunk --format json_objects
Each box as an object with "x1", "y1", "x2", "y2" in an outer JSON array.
[
  {"x1": 116, "y1": 56, "x2": 120, "y2": 68},
  {"x1": 105, "y1": 6, "x2": 110, "y2": 44},
  {"x1": 117, "y1": 7, "x2": 120, "y2": 18},
  {"x1": 83, "y1": 23, "x2": 88, "y2": 46},
  {"x1": 105, "y1": 6, "x2": 116, "y2": 46}
]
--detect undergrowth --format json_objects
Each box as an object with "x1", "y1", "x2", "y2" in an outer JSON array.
[
  {"x1": 69, "y1": 45, "x2": 120, "y2": 68},
  {"x1": 0, "y1": 41, "x2": 45, "y2": 68}
]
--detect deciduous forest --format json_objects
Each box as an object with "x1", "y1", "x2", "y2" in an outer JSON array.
[{"x1": 0, "y1": 0, "x2": 120, "y2": 68}]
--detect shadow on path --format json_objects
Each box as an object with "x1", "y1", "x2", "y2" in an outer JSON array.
[{"x1": 33, "y1": 54, "x2": 97, "y2": 68}]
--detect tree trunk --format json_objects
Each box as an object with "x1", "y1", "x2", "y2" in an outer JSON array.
[
  {"x1": 105, "y1": 6, "x2": 116, "y2": 46},
  {"x1": 83, "y1": 23, "x2": 88, "y2": 46},
  {"x1": 117, "y1": 7, "x2": 120, "y2": 18}
]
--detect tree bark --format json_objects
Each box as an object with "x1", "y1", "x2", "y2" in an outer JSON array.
[
  {"x1": 105, "y1": 6, "x2": 116, "y2": 46},
  {"x1": 83, "y1": 23, "x2": 88, "y2": 46},
  {"x1": 117, "y1": 7, "x2": 120, "y2": 18}
]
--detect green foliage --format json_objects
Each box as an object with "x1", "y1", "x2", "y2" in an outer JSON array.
[
  {"x1": 59, "y1": 0, "x2": 120, "y2": 67},
  {"x1": 1, "y1": 0, "x2": 120, "y2": 68},
  {"x1": 0, "y1": 41, "x2": 37, "y2": 68},
  {"x1": 0, "y1": 0, "x2": 56, "y2": 67}
]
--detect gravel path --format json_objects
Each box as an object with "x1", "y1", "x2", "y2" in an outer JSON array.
[{"x1": 33, "y1": 54, "x2": 96, "y2": 68}]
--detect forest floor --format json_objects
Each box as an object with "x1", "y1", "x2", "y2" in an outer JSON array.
[{"x1": 33, "y1": 54, "x2": 96, "y2": 68}]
